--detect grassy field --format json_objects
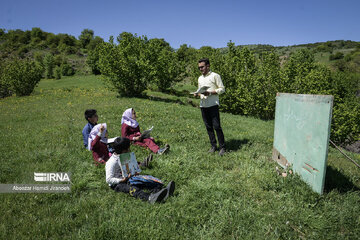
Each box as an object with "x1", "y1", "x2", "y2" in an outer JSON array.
[{"x1": 1, "y1": 75, "x2": 359, "y2": 239}]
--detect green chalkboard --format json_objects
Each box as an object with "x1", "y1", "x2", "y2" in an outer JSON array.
[{"x1": 273, "y1": 93, "x2": 333, "y2": 194}]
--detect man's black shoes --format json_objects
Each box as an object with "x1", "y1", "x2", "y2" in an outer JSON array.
[
  {"x1": 163, "y1": 181, "x2": 175, "y2": 202},
  {"x1": 148, "y1": 188, "x2": 167, "y2": 204},
  {"x1": 219, "y1": 148, "x2": 226, "y2": 156},
  {"x1": 208, "y1": 146, "x2": 217, "y2": 153}
]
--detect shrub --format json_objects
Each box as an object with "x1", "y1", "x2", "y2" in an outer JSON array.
[
  {"x1": 331, "y1": 97, "x2": 360, "y2": 144},
  {"x1": 43, "y1": 53, "x2": 54, "y2": 79},
  {"x1": 87, "y1": 36, "x2": 104, "y2": 51},
  {"x1": 98, "y1": 33, "x2": 183, "y2": 95},
  {"x1": 329, "y1": 52, "x2": 344, "y2": 61},
  {"x1": 220, "y1": 45, "x2": 256, "y2": 116},
  {"x1": 54, "y1": 66, "x2": 62, "y2": 79},
  {"x1": 0, "y1": 62, "x2": 13, "y2": 98},
  {"x1": 145, "y1": 38, "x2": 182, "y2": 91},
  {"x1": 79, "y1": 29, "x2": 94, "y2": 49},
  {"x1": 33, "y1": 52, "x2": 44, "y2": 65},
  {"x1": 57, "y1": 43, "x2": 76, "y2": 54},
  {"x1": 330, "y1": 72, "x2": 360, "y2": 144},
  {"x1": 16, "y1": 45, "x2": 29, "y2": 57},
  {"x1": 98, "y1": 32, "x2": 149, "y2": 96},
  {"x1": 87, "y1": 44, "x2": 102, "y2": 75},
  {"x1": 61, "y1": 62, "x2": 75, "y2": 76},
  {"x1": 0, "y1": 58, "x2": 42, "y2": 97}
]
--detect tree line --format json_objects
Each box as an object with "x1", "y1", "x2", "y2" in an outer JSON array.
[
  {"x1": 89, "y1": 34, "x2": 359, "y2": 146},
  {"x1": 0, "y1": 28, "x2": 105, "y2": 98},
  {"x1": 0, "y1": 28, "x2": 359, "y2": 146}
]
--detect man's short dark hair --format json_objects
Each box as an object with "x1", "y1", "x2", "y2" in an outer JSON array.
[
  {"x1": 84, "y1": 109, "x2": 97, "y2": 121},
  {"x1": 198, "y1": 58, "x2": 210, "y2": 65},
  {"x1": 113, "y1": 137, "x2": 130, "y2": 154}
]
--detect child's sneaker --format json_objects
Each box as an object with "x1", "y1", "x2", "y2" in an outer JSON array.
[
  {"x1": 148, "y1": 188, "x2": 168, "y2": 204},
  {"x1": 163, "y1": 181, "x2": 175, "y2": 202},
  {"x1": 157, "y1": 144, "x2": 169, "y2": 155}
]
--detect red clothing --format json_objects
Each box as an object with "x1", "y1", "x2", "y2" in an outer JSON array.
[
  {"x1": 121, "y1": 124, "x2": 160, "y2": 153},
  {"x1": 91, "y1": 135, "x2": 110, "y2": 165}
]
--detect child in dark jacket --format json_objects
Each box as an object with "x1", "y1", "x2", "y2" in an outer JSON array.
[{"x1": 82, "y1": 109, "x2": 98, "y2": 149}]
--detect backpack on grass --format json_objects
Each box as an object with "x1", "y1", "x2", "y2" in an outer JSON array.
[{"x1": 128, "y1": 175, "x2": 164, "y2": 188}]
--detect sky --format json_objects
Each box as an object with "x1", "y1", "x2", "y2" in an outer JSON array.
[{"x1": 1, "y1": 0, "x2": 360, "y2": 49}]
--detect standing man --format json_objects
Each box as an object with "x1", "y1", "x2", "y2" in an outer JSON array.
[{"x1": 194, "y1": 58, "x2": 226, "y2": 156}]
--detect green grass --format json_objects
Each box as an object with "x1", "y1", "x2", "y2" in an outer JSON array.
[
  {"x1": 1, "y1": 75, "x2": 359, "y2": 239},
  {"x1": 314, "y1": 48, "x2": 356, "y2": 65}
]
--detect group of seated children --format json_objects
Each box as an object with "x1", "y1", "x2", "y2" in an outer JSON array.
[{"x1": 82, "y1": 108, "x2": 174, "y2": 204}]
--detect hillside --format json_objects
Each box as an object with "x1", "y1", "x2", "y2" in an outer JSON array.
[
  {"x1": 1, "y1": 28, "x2": 359, "y2": 75},
  {"x1": 0, "y1": 75, "x2": 359, "y2": 239},
  {"x1": 1, "y1": 29, "x2": 359, "y2": 148}
]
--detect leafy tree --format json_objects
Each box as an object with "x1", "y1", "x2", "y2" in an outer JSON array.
[
  {"x1": 54, "y1": 54, "x2": 63, "y2": 66},
  {"x1": 79, "y1": 29, "x2": 94, "y2": 49},
  {"x1": 218, "y1": 43, "x2": 256, "y2": 116},
  {"x1": 46, "y1": 33, "x2": 60, "y2": 49},
  {"x1": 0, "y1": 58, "x2": 42, "y2": 97},
  {"x1": 176, "y1": 44, "x2": 197, "y2": 80},
  {"x1": 61, "y1": 62, "x2": 75, "y2": 76},
  {"x1": 43, "y1": 53, "x2": 55, "y2": 79},
  {"x1": 329, "y1": 52, "x2": 344, "y2": 61},
  {"x1": 57, "y1": 34, "x2": 78, "y2": 54},
  {"x1": 33, "y1": 52, "x2": 44, "y2": 65},
  {"x1": 17, "y1": 45, "x2": 29, "y2": 58},
  {"x1": 177, "y1": 44, "x2": 197, "y2": 63},
  {"x1": 87, "y1": 36, "x2": 104, "y2": 51},
  {"x1": 252, "y1": 51, "x2": 282, "y2": 119},
  {"x1": 0, "y1": 28, "x2": 5, "y2": 39},
  {"x1": 58, "y1": 33, "x2": 77, "y2": 46},
  {"x1": 98, "y1": 32, "x2": 149, "y2": 96},
  {"x1": 145, "y1": 38, "x2": 182, "y2": 91},
  {"x1": 0, "y1": 61, "x2": 13, "y2": 98},
  {"x1": 54, "y1": 66, "x2": 62, "y2": 79},
  {"x1": 30, "y1": 27, "x2": 45, "y2": 40},
  {"x1": 283, "y1": 49, "x2": 316, "y2": 92},
  {"x1": 87, "y1": 43, "x2": 104, "y2": 75}
]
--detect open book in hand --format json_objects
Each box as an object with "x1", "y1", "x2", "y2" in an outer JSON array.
[
  {"x1": 117, "y1": 152, "x2": 141, "y2": 177},
  {"x1": 140, "y1": 126, "x2": 153, "y2": 139},
  {"x1": 106, "y1": 137, "x2": 119, "y2": 150},
  {"x1": 190, "y1": 86, "x2": 209, "y2": 95},
  {"x1": 107, "y1": 137, "x2": 119, "y2": 144}
]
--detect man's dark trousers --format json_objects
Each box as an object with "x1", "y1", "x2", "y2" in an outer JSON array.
[{"x1": 201, "y1": 105, "x2": 225, "y2": 149}]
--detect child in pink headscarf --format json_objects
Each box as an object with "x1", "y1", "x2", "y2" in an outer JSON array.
[{"x1": 121, "y1": 108, "x2": 169, "y2": 154}]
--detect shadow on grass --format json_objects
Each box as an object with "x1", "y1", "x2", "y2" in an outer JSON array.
[
  {"x1": 226, "y1": 138, "x2": 250, "y2": 151},
  {"x1": 162, "y1": 88, "x2": 190, "y2": 97},
  {"x1": 324, "y1": 165, "x2": 360, "y2": 193},
  {"x1": 141, "y1": 94, "x2": 199, "y2": 108},
  {"x1": 146, "y1": 95, "x2": 186, "y2": 105},
  {"x1": 116, "y1": 92, "x2": 190, "y2": 106}
]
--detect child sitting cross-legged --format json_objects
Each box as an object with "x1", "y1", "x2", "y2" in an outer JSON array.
[
  {"x1": 121, "y1": 108, "x2": 169, "y2": 155},
  {"x1": 88, "y1": 123, "x2": 111, "y2": 165},
  {"x1": 105, "y1": 137, "x2": 175, "y2": 204}
]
